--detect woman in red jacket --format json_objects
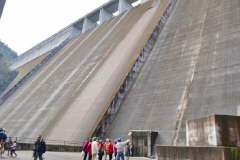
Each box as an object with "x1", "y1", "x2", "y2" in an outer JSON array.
[
  {"x1": 107, "y1": 139, "x2": 114, "y2": 160},
  {"x1": 87, "y1": 138, "x2": 92, "y2": 160}
]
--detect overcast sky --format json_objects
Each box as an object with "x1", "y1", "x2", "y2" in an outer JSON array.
[{"x1": 0, "y1": 0, "x2": 110, "y2": 55}]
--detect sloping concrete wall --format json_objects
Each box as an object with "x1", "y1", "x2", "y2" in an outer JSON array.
[
  {"x1": 0, "y1": 0, "x2": 164, "y2": 144},
  {"x1": 106, "y1": 0, "x2": 240, "y2": 146}
]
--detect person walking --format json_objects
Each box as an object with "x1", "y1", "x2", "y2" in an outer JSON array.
[
  {"x1": 115, "y1": 138, "x2": 130, "y2": 160},
  {"x1": 124, "y1": 143, "x2": 130, "y2": 160},
  {"x1": 0, "y1": 128, "x2": 7, "y2": 157},
  {"x1": 91, "y1": 137, "x2": 99, "y2": 160},
  {"x1": 33, "y1": 135, "x2": 46, "y2": 160},
  {"x1": 83, "y1": 138, "x2": 90, "y2": 160},
  {"x1": 113, "y1": 139, "x2": 118, "y2": 158},
  {"x1": 6, "y1": 137, "x2": 13, "y2": 156},
  {"x1": 87, "y1": 138, "x2": 92, "y2": 160},
  {"x1": 10, "y1": 141, "x2": 17, "y2": 157},
  {"x1": 107, "y1": 139, "x2": 113, "y2": 160},
  {"x1": 98, "y1": 140, "x2": 105, "y2": 160}
]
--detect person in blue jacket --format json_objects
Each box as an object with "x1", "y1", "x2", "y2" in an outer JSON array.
[
  {"x1": 33, "y1": 135, "x2": 46, "y2": 160},
  {"x1": 0, "y1": 128, "x2": 7, "y2": 157}
]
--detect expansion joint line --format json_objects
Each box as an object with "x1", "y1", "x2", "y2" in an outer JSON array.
[{"x1": 171, "y1": 0, "x2": 210, "y2": 146}]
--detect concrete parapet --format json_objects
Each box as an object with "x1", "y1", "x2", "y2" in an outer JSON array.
[
  {"x1": 16, "y1": 143, "x2": 82, "y2": 152},
  {"x1": 10, "y1": 26, "x2": 78, "y2": 70},
  {"x1": 10, "y1": 0, "x2": 144, "y2": 70},
  {"x1": 156, "y1": 146, "x2": 240, "y2": 160},
  {"x1": 186, "y1": 115, "x2": 240, "y2": 147}
]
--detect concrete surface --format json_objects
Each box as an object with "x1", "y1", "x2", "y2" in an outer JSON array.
[
  {"x1": 187, "y1": 115, "x2": 240, "y2": 147},
  {"x1": 0, "y1": 151, "x2": 153, "y2": 160},
  {"x1": 156, "y1": 146, "x2": 240, "y2": 160},
  {"x1": 0, "y1": 0, "x2": 163, "y2": 144},
  {"x1": 10, "y1": 0, "x2": 144, "y2": 70},
  {"x1": 106, "y1": 0, "x2": 240, "y2": 146}
]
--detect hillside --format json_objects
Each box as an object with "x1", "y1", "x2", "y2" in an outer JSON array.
[{"x1": 0, "y1": 40, "x2": 18, "y2": 95}]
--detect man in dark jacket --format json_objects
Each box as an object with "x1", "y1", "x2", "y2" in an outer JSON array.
[
  {"x1": 33, "y1": 135, "x2": 46, "y2": 160},
  {"x1": 0, "y1": 128, "x2": 7, "y2": 157}
]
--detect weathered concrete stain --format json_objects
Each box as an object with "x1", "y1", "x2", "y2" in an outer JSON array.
[{"x1": 187, "y1": 115, "x2": 240, "y2": 147}]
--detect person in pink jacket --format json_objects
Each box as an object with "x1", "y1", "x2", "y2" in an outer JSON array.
[{"x1": 10, "y1": 141, "x2": 17, "y2": 157}]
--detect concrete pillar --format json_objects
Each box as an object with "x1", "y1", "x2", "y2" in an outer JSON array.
[
  {"x1": 99, "y1": 8, "x2": 113, "y2": 25},
  {"x1": 118, "y1": 0, "x2": 132, "y2": 14},
  {"x1": 82, "y1": 18, "x2": 96, "y2": 33}
]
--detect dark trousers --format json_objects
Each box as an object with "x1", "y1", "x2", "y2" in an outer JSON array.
[
  {"x1": 34, "y1": 152, "x2": 43, "y2": 160},
  {"x1": 88, "y1": 153, "x2": 92, "y2": 160},
  {"x1": 84, "y1": 151, "x2": 88, "y2": 160},
  {"x1": 11, "y1": 149, "x2": 17, "y2": 156},
  {"x1": 98, "y1": 151, "x2": 104, "y2": 160},
  {"x1": 109, "y1": 152, "x2": 113, "y2": 160}
]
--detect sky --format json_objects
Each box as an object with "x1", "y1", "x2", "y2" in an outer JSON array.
[{"x1": 0, "y1": 0, "x2": 110, "y2": 55}]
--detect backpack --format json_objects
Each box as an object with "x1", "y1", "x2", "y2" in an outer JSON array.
[{"x1": 0, "y1": 132, "x2": 4, "y2": 140}]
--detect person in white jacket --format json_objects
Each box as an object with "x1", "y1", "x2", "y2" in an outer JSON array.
[
  {"x1": 91, "y1": 137, "x2": 99, "y2": 160},
  {"x1": 115, "y1": 138, "x2": 130, "y2": 160}
]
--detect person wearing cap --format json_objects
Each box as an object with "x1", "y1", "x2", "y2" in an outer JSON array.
[
  {"x1": 33, "y1": 135, "x2": 46, "y2": 160},
  {"x1": 107, "y1": 139, "x2": 114, "y2": 160},
  {"x1": 0, "y1": 128, "x2": 7, "y2": 157},
  {"x1": 91, "y1": 137, "x2": 99, "y2": 160},
  {"x1": 115, "y1": 138, "x2": 130, "y2": 160},
  {"x1": 98, "y1": 140, "x2": 105, "y2": 160}
]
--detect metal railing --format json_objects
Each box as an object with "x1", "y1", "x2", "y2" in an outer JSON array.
[{"x1": 10, "y1": 137, "x2": 84, "y2": 147}]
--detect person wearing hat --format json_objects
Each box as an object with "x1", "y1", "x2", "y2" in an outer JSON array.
[
  {"x1": 0, "y1": 128, "x2": 7, "y2": 157},
  {"x1": 33, "y1": 135, "x2": 46, "y2": 160},
  {"x1": 115, "y1": 138, "x2": 130, "y2": 160},
  {"x1": 91, "y1": 137, "x2": 99, "y2": 160}
]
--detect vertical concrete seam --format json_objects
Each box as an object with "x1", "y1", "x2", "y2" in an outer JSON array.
[{"x1": 171, "y1": 0, "x2": 210, "y2": 146}]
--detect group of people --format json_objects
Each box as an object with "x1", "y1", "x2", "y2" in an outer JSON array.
[
  {"x1": 82, "y1": 137, "x2": 131, "y2": 160},
  {"x1": 0, "y1": 128, "x2": 46, "y2": 160},
  {"x1": 0, "y1": 128, "x2": 17, "y2": 157}
]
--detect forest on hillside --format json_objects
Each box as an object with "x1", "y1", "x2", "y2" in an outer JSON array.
[{"x1": 0, "y1": 40, "x2": 18, "y2": 95}]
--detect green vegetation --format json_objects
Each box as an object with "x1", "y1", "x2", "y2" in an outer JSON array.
[{"x1": 0, "y1": 40, "x2": 18, "y2": 95}]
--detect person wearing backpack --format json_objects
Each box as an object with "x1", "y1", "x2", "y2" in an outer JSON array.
[
  {"x1": 98, "y1": 140, "x2": 105, "y2": 160},
  {"x1": 0, "y1": 128, "x2": 7, "y2": 157},
  {"x1": 33, "y1": 135, "x2": 46, "y2": 160}
]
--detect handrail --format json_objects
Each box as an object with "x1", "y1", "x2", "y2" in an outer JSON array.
[{"x1": 10, "y1": 137, "x2": 84, "y2": 146}]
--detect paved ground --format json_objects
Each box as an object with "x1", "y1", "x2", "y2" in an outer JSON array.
[{"x1": 0, "y1": 151, "x2": 154, "y2": 160}]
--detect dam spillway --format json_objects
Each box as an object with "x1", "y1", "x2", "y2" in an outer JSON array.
[{"x1": 0, "y1": 0, "x2": 240, "y2": 149}]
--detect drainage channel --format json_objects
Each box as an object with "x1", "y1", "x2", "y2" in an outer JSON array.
[
  {"x1": 92, "y1": 0, "x2": 178, "y2": 138},
  {"x1": 0, "y1": 37, "x2": 73, "y2": 106}
]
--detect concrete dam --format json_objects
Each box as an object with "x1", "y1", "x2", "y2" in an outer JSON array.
[{"x1": 0, "y1": 0, "x2": 240, "y2": 152}]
